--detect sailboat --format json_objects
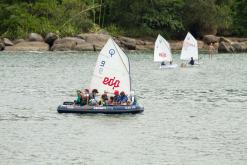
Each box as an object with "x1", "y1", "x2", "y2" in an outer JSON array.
[
  {"x1": 180, "y1": 32, "x2": 199, "y2": 67},
  {"x1": 154, "y1": 34, "x2": 177, "y2": 69},
  {"x1": 57, "y1": 38, "x2": 144, "y2": 114}
]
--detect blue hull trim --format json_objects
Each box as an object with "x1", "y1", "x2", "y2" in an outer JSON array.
[{"x1": 57, "y1": 103, "x2": 144, "y2": 114}]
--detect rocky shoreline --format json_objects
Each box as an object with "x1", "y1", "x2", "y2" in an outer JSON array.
[{"x1": 1, "y1": 32, "x2": 247, "y2": 53}]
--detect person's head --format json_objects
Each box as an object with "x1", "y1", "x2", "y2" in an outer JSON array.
[
  {"x1": 109, "y1": 96, "x2": 114, "y2": 102},
  {"x1": 101, "y1": 94, "x2": 106, "y2": 99},
  {"x1": 84, "y1": 89, "x2": 89, "y2": 94},
  {"x1": 120, "y1": 91, "x2": 125, "y2": 96},
  {"x1": 92, "y1": 89, "x2": 98, "y2": 94},
  {"x1": 114, "y1": 90, "x2": 119, "y2": 96}
]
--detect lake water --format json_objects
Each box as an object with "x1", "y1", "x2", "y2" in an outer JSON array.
[{"x1": 0, "y1": 51, "x2": 246, "y2": 165}]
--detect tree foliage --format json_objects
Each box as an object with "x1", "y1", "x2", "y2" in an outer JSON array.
[{"x1": 0, "y1": 0, "x2": 246, "y2": 39}]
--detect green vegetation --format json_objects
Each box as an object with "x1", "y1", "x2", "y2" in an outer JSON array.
[{"x1": 0, "y1": 0, "x2": 246, "y2": 39}]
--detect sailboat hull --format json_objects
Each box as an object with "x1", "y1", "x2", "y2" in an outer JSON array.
[
  {"x1": 160, "y1": 64, "x2": 178, "y2": 69},
  {"x1": 57, "y1": 102, "x2": 144, "y2": 114}
]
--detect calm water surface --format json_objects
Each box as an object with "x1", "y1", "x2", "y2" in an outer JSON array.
[{"x1": 0, "y1": 51, "x2": 247, "y2": 165}]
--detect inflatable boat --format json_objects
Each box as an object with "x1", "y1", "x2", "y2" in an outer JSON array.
[
  {"x1": 57, "y1": 38, "x2": 144, "y2": 115},
  {"x1": 57, "y1": 102, "x2": 144, "y2": 114}
]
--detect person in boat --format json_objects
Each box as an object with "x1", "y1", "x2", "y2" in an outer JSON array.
[
  {"x1": 89, "y1": 89, "x2": 99, "y2": 105},
  {"x1": 169, "y1": 61, "x2": 173, "y2": 65},
  {"x1": 74, "y1": 90, "x2": 82, "y2": 105},
  {"x1": 161, "y1": 61, "x2": 166, "y2": 66},
  {"x1": 119, "y1": 91, "x2": 128, "y2": 105},
  {"x1": 98, "y1": 93, "x2": 108, "y2": 106},
  {"x1": 80, "y1": 89, "x2": 90, "y2": 105},
  {"x1": 108, "y1": 96, "x2": 114, "y2": 105},
  {"x1": 73, "y1": 89, "x2": 88, "y2": 106},
  {"x1": 189, "y1": 57, "x2": 195, "y2": 65},
  {"x1": 128, "y1": 91, "x2": 136, "y2": 105},
  {"x1": 113, "y1": 90, "x2": 121, "y2": 105}
]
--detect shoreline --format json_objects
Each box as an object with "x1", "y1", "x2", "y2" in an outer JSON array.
[{"x1": 1, "y1": 33, "x2": 247, "y2": 53}]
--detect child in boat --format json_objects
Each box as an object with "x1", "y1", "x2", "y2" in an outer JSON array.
[
  {"x1": 113, "y1": 90, "x2": 121, "y2": 105},
  {"x1": 108, "y1": 96, "x2": 114, "y2": 105},
  {"x1": 161, "y1": 61, "x2": 166, "y2": 66},
  {"x1": 189, "y1": 57, "x2": 194, "y2": 65},
  {"x1": 98, "y1": 94, "x2": 108, "y2": 106},
  {"x1": 89, "y1": 89, "x2": 99, "y2": 105},
  {"x1": 119, "y1": 91, "x2": 128, "y2": 105}
]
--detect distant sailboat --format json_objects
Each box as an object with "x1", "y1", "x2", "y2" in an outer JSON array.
[
  {"x1": 180, "y1": 32, "x2": 199, "y2": 67},
  {"x1": 57, "y1": 38, "x2": 144, "y2": 114},
  {"x1": 154, "y1": 34, "x2": 177, "y2": 69}
]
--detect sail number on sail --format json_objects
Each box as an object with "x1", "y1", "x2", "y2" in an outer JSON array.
[{"x1": 99, "y1": 60, "x2": 105, "y2": 74}]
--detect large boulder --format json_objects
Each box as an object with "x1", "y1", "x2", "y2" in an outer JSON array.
[
  {"x1": 134, "y1": 39, "x2": 154, "y2": 50},
  {"x1": 0, "y1": 42, "x2": 5, "y2": 51},
  {"x1": 218, "y1": 41, "x2": 235, "y2": 53},
  {"x1": 203, "y1": 35, "x2": 219, "y2": 44},
  {"x1": 28, "y1": 33, "x2": 44, "y2": 42},
  {"x1": 118, "y1": 36, "x2": 136, "y2": 50},
  {"x1": 232, "y1": 42, "x2": 247, "y2": 52},
  {"x1": 45, "y1": 33, "x2": 58, "y2": 47},
  {"x1": 74, "y1": 43, "x2": 95, "y2": 51},
  {"x1": 170, "y1": 41, "x2": 183, "y2": 50},
  {"x1": 51, "y1": 37, "x2": 85, "y2": 51},
  {"x1": 219, "y1": 37, "x2": 232, "y2": 44},
  {"x1": 77, "y1": 33, "x2": 110, "y2": 49},
  {"x1": 13, "y1": 39, "x2": 25, "y2": 44},
  {"x1": 4, "y1": 41, "x2": 49, "y2": 51},
  {"x1": 3, "y1": 38, "x2": 14, "y2": 46}
]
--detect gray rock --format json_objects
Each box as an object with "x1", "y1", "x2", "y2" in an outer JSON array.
[
  {"x1": 74, "y1": 43, "x2": 94, "y2": 51},
  {"x1": 218, "y1": 41, "x2": 235, "y2": 53},
  {"x1": 232, "y1": 42, "x2": 247, "y2": 52},
  {"x1": 28, "y1": 33, "x2": 44, "y2": 42},
  {"x1": 77, "y1": 33, "x2": 110, "y2": 49},
  {"x1": 0, "y1": 42, "x2": 5, "y2": 51},
  {"x1": 118, "y1": 36, "x2": 136, "y2": 50},
  {"x1": 219, "y1": 37, "x2": 232, "y2": 44},
  {"x1": 13, "y1": 39, "x2": 25, "y2": 44},
  {"x1": 203, "y1": 35, "x2": 219, "y2": 44},
  {"x1": 4, "y1": 41, "x2": 49, "y2": 51},
  {"x1": 3, "y1": 38, "x2": 14, "y2": 46},
  {"x1": 51, "y1": 37, "x2": 81, "y2": 51},
  {"x1": 45, "y1": 33, "x2": 58, "y2": 47}
]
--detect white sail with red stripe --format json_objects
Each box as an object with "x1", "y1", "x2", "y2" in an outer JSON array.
[{"x1": 154, "y1": 34, "x2": 172, "y2": 62}]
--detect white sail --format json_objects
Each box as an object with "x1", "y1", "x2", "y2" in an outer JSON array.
[
  {"x1": 90, "y1": 38, "x2": 131, "y2": 95},
  {"x1": 154, "y1": 34, "x2": 172, "y2": 62},
  {"x1": 180, "y1": 32, "x2": 198, "y2": 60}
]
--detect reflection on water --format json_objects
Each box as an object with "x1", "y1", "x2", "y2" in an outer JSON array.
[{"x1": 0, "y1": 51, "x2": 247, "y2": 164}]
